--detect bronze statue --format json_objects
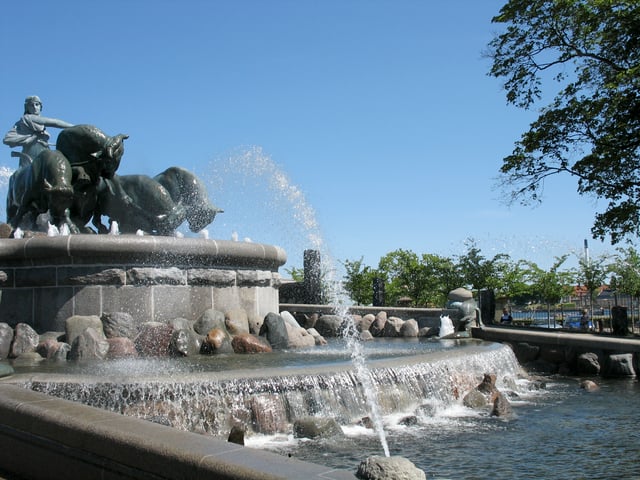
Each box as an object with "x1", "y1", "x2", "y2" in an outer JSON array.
[
  {"x1": 4, "y1": 96, "x2": 221, "y2": 236},
  {"x1": 93, "y1": 167, "x2": 222, "y2": 235},
  {"x1": 3, "y1": 96, "x2": 74, "y2": 167}
]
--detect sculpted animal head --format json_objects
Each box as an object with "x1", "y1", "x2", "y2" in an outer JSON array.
[
  {"x1": 187, "y1": 205, "x2": 223, "y2": 232},
  {"x1": 91, "y1": 133, "x2": 129, "y2": 179}
]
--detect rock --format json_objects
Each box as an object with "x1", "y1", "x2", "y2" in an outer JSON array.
[
  {"x1": 225, "y1": 308, "x2": 250, "y2": 335},
  {"x1": 580, "y1": 380, "x2": 600, "y2": 392},
  {"x1": 52, "y1": 343, "x2": 71, "y2": 361},
  {"x1": 293, "y1": 417, "x2": 344, "y2": 439},
  {"x1": 134, "y1": 322, "x2": 173, "y2": 357},
  {"x1": 359, "y1": 417, "x2": 374, "y2": 429},
  {"x1": 576, "y1": 352, "x2": 601, "y2": 375},
  {"x1": 359, "y1": 314, "x2": 375, "y2": 332},
  {"x1": 101, "y1": 312, "x2": 138, "y2": 339},
  {"x1": 539, "y1": 345, "x2": 566, "y2": 364},
  {"x1": 285, "y1": 323, "x2": 316, "y2": 348},
  {"x1": 603, "y1": 353, "x2": 636, "y2": 377},
  {"x1": 68, "y1": 327, "x2": 110, "y2": 360},
  {"x1": 463, "y1": 389, "x2": 487, "y2": 408},
  {"x1": 477, "y1": 373, "x2": 498, "y2": 396},
  {"x1": 0, "y1": 323, "x2": 13, "y2": 359},
  {"x1": 306, "y1": 327, "x2": 328, "y2": 346},
  {"x1": 369, "y1": 312, "x2": 387, "y2": 337},
  {"x1": 383, "y1": 317, "x2": 403, "y2": 337},
  {"x1": 106, "y1": 337, "x2": 138, "y2": 359},
  {"x1": 227, "y1": 425, "x2": 245, "y2": 445},
  {"x1": 314, "y1": 314, "x2": 345, "y2": 338},
  {"x1": 360, "y1": 330, "x2": 374, "y2": 341},
  {"x1": 491, "y1": 392, "x2": 514, "y2": 418},
  {"x1": 36, "y1": 338, "x2": 64, "y2": 359},
  {"x1": 512, "y1": 342, "x2": 540, "y2": 363},
  {"x1": 356, "y1": 455, "x2": 426, "y2": 480},
  {"x1": 231, "y1": 333, "x2": 273, "y2": 353},
  {"x1": 280, "y1": 310, "x2": 302, "y2": 329},
  {"x1": 247, "y1": 312, "x2": 264, "y2": 335},
  {"x1": 169, "y1": 329, "x2": 201, "y2": 356},
  {"x1": 418, "y1": 326, "x2": 437, "y2": 337},
  {"x1": 66, "y1": 315, "x2": 104, "y2": 346},
  {"x1": 201, "y1": 328, "x2": 233, "y2": 354},
  {"x1": 9, "y1": 323, "x2": 39, "y2": 358},
  {"x1": 12, "y1": 351, "x2": 44, "y2": 366},
  {"x1": 193, "y1": 309, "x2": 226, "y2": 335},
  {"x1": 400, "y1": 319, "x2": 419, "y2": 337},
  {"x1": 250, "y1": 394, "x2": 288, "y2": 434},
  {"x1": 259, "y1": 312, "x2": 289, "y2": 350},
  {"x1": 398, "y1": 415, "x2": 418, "y2": 426}
]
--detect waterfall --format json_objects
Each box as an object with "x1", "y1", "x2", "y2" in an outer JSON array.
[{"x1": 22, "y1": 343, "x2": 519, "y2": 438}]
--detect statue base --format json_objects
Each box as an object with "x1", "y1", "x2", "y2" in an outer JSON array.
[{"x1": 0, "y1": 235, "x2": 286, "y2": 332}]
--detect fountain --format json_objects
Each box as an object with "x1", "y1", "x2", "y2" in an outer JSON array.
[{"x1": 0, "y1": 108, "x2": 530, "y2": 479}]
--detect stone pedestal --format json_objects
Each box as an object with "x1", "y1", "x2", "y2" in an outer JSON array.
[{"x1": 0, "y1": 235, "x2": 286, "y2": 332}]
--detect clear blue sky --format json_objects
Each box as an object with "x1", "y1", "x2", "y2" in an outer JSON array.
[{"x1": 0, "y1": 1, "x2": 618, "y2": 272}]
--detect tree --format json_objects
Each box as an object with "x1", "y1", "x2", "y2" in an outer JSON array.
[
  {"x1": 488, "y1": 1, "x2": 640, "y2": 244},
  {"x1": 525, "y1": 255, "x2": 574, "y2": 323},
  {"x1": 455, "y1": 239, "x2": 510, "y2": 292},
  {"x1": 609, "y1": 246, "x2": 640, "y2": 323},
  {"x1": 341, "y1": 257, "x2": 379, "y2": 306},
  {"x1": 575, "y1": 252, "x2": 610, "y2": 314},
  {"x1": 378, "y1": 249, "x2": 426, "y2": 306}
]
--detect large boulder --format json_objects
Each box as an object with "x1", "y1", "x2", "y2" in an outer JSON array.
[
  {"x1": 399, "y1": 319, "x2": 419, "y2": 338},
  {"x1": 106, "y1": 337, "x2": 138, "y2": 359},
  {"x1": 369, "y1": 312, "x2": 387, "y2": 337},
  {"x1": 201, "y1": 328, "x2": 233, "y2": 354},
  {"x1": 285, "y1": 323, "x2": 316, "y2": 348},
  {"x1": 193, "y1": 309, "x2": 226, "y2": 335},
  {"x1": 68, "y1": 327, "x2": 110, "y2": 360},
  {"x1": 231, "y1": 333, "x2": 273, "y2": 353},
  {"x1": 66, "y1": 315, "x2": 104, "y2": 346},
  {"x1": 356, "y1": 455, "x2": 426, "y2": 480},
  {"x1": 134, "y1": 322, "x2": 173, "y2": 357},
  {"x1": 0, "y1": 323, "x2": 13, "y2": 359},
  {"x1": 603, "y1": 353, "x2": 636, "y2": 377},
  {"x1": 101, "y1": 312, "x2": 138, "y2": 339},
  {"x1": 9, "y1": 323, "x2": 39, "y2": 358},
  {"x1": 259, "y1": 312, "x2": 289, "y2": 350},
  {"x1": 315, "y1": 314, "x2": 345, "y2": 338},
  {"x1": 576, "y1": 352, "x2": 601, "y2": 375},
  {"x1": 383, "y1": 317, "x2": 403, "y2": 337},
  {"x1": 169, "y1": 329, "x2": 201, "y2": 356},
  {"x1": 293, "y1": 417, "x2": 344, "y2": 439},
  {"x1": 225, "y1": 308, "x2": 250, "y2": 335}
]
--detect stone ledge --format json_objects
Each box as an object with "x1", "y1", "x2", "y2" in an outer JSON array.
[{"x1": 0, "y1": 384, "x2": 356, "y2": 480}]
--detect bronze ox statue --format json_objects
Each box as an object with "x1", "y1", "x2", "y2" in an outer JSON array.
[
  {"x1": 7, "y1": 125, "x2": 128, "y2": 234},
  {"x1": 5, "y1": 124, "x2": 221, "y2": 236},
  {"x1": 92, "y1": 167, "x2": 223, "y2": 235}
]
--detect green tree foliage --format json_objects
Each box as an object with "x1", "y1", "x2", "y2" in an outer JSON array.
[
  {"x1": 525, "y1": 255, "x2": 575, "y2": 310},
  {"x1": 488, "y1": 1, "x2": 640, "y2": 244},
  {"x1": 455, "y1": 239, "x2": 511, "y2": 292},
  {"x1": 378, "y1": 249, "x2": 426, "y2": 306},
  {"x1": 610, "y1": 246, "x2": 640, "y2": 298},
  {"x1": 576, "y1": 252, "x2": 610, "y2": 310},
  {"x1": 341, "y1": 257, "x2": 379, "y2": 306}
]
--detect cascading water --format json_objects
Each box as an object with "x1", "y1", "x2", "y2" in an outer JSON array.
[{"x1": 207, "y1": 146, "x2": 391, "y2": 456}]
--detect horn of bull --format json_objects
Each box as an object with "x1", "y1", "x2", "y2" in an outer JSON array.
[{"x1": 43, "y1": 179, "x2": 53, "y2": 191}]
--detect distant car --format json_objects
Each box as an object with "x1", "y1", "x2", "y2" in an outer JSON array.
[
  {"x1": 529, "y1": 318, "x2": 563, "y2": 329},
  {"x1": 564, "y1": 315, "x2": 594, "y2": 331}
]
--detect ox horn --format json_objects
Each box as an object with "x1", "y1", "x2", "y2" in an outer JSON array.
[{"x1": 43, "y1": 179, "x2": 53, "y2": 191}]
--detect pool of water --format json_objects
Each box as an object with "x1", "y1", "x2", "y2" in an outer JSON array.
[
  {"x1": 7, "y1": 337, "x2": 467, "y2": 377},
  {"x1": 259, "y1": 375, "x2": 640, "y2": 479}
]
